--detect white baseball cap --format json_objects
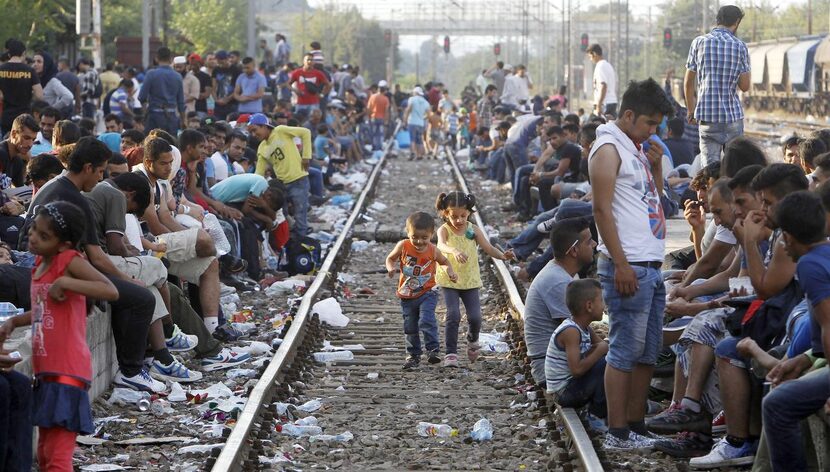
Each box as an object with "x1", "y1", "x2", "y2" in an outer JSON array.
[
  {"x1": 413, "y1": 86, "x2": 424, "y2": 96},
  {"x1": 173, "y1": 56, "x2": 187, "y2": 65},
  {"x1": 378, "y1": 80, "x2": 388, "y2": 88}
]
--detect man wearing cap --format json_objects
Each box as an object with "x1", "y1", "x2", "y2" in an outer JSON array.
[
  {"x1": 211, "y1": 50, "x2": 239, "y2": 120},
  {"x1": 233, "y1": 57, "x2": 267, "y2": 114},
  {"x1": 247, "y1": 113, "x2": 312, "y2": 238},
  {"x1": 367, "y1": 81, "x2": 390, "y2": 151},
  {"x1": 139, "y1": 47, "x2": 185, "y2": 135},
  {"x1": 188, "y1": 54, "x2": 212, "y2": 118},
  {"x1": 290, "y1": 53, "x2": 331, "y2": 116},
  {"x1": 174, "y1": 56, "x2": 200, "y2": 114},
  {"x1": 403, "y1": 86, "x2": 431, "y2": 161},
  {"x1": 0, "y1": 39, "x2": 42, "y2": 133}
]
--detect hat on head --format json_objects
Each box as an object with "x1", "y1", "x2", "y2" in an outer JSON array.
[
  {"x1": 236, "y1": 113, "x2": 251, "y2": 124},
  {"x1": 248, "y1": 113, "x2": 273, "y2": 128},
  {"x1": 188, "y1": 53, "x2": 203, "y2": 64},
  {"x1": 378, "y1": 80, "x2": 388, "y2": 88},
  {"x1": 412, "y1": 86, "x2": 424, "y2": 96},
  {"x1": 328, "y1": 99, "x2": 345, "y2": 110},
  {"x1": 215, "y1": 50, "x2": 229, "y2": 60},
  {"x1": 341, "y1": 63, "x2": 351, "y2": 71},
  {"x1": 173, "y1": 56, "x2": 187, "y2": 65}
]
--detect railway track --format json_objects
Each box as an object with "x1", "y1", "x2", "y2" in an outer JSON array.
[{"x1": 210, "y1": 128, "x2": 605, "y2": 471}]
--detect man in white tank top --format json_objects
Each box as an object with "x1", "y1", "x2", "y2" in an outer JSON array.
[{"x1": 588, "y1": 78, "x2": 675, "y2": 450}]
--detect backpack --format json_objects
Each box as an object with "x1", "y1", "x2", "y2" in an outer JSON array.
[
  {"x1": 280, "y1": 236, "x2": 321, "y2": 275},
  {"x1": 93, "y1": 75, "x2": 103, "y2": 99},
  {"x1": 102, "y1": 88, "x2": 116, "y2": 115},
  {"x1": 724, "y1": 280, "x2": 804, "y2": 351}
]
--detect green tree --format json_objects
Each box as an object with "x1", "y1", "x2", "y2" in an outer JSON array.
[
  {"x1": 0, "y1": 0, "x2": 74, "y2": 51},
  {"x1": 169, "y1": 0, "x2": 248, "y2": 54}
]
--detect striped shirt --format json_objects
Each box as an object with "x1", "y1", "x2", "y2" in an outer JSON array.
[
  {"x1": 545, "y1": 319, "x2": 592, "y2": 393},
  {"x1": 686, "y1": 27, "x2": 750, "y2": 123}
]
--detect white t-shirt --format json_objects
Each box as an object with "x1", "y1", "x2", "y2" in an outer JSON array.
[
  {"x1": 124, "y1": 214, "x2": 143, "y2": 249},
  {"x1": 593, "y1": 59, "x2": 618, "y2": 106},
  {"x1": 210, "y1": 151, "x2": 231, "y2": 182},
  {"x1": 589, "y1": 123, "x2": 665, "y2": 262},
  {"x1": 714, "y1": 224, "x2": 737, "y2": 245}
]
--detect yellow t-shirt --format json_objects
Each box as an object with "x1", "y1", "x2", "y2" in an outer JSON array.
[
  {"x1": 255, "y1": 125, "x2": 311, "y2": 184},
  {"x1": 436, "y1": 222, "x2": 483, "y2": 290}
]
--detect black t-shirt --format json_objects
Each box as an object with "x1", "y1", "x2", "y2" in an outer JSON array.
[
  {"x1": 0, "y1": 141, "x2": 26, "y2": 189},
  {"x1": 195, "y1": 70, "x2": 212, "y2": 113},
  {"x1": 19, "y1": 176, "x2": 100, "y2": 251},
  {"x1": 556, "y1": 142, "x2": 583, "y2": 182},
  {"x1": 0, "y1": 62, "x2": 39, "y2": 114},
  {"x1": 664, "y1": 138, "x2": 694, "y2": 167}
]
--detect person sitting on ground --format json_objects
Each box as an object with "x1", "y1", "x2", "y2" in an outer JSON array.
[
  {"x1": 523, "y1": 217, "x2": 596, "y2": 386},
  {"x1": 664, "y1": 117, "x2": 694, "y2": 167},
  {"x1": 545, "y1": 279, "x2": 609, "y2": 420},
  {"x1": 26, "y1": 153, "x2": 64, "y2": 197}
]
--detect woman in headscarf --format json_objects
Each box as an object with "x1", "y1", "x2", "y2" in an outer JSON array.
[{"x1": 32, "y1": 51, "x2": 74, "y2": 114}]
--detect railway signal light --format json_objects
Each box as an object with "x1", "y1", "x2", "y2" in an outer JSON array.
[
  {"x1": 663, "y1": 28, "x2": 672, "y2": 49},
  {"x1": 580, "y1": 33, "x2": 589, "y2": 52},
  {"x1": 443, "y1": 35, "x2": 450, "y2": 54},
  {"x1": 494, "y1": 43, "x2": 501, "y2": 56},
  {"x1": 384, "y1": 29, "x2": 392, "y2": 46}
]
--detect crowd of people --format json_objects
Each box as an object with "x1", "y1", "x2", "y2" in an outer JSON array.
[{"x1": 0, "y1": 2, "x2": 826, "y2": 469}]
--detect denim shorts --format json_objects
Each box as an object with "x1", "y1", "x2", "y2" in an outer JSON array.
[
  {"x1": 408, "y1": 125, "x2": 424, "y2": 146},
  {"x1": 597, "y1": 257, "x2": 665, "y2": 372}
]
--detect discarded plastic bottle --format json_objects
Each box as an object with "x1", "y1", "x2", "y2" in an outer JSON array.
[
  {"x1": 266, "y1": 255, "x2": 280, "y2": 271},
  {"x1": 109, "y1": 387, "x2": 151, "y2": 410},
  {"x1": 294, "y1": 416, "x2": 318, "y2": 426},
  {"x1": 470, "y1": 418, "x2": 493, "y2": 441},
  {"x1": 312, "y1": 351, "x2": 354, "y2": 363},
  {"x1": 0, "y1": 302, "x2": 23, "y2": 322},
  {"x1": 309, "y1": 431, "x2": 354, "y2": 442},
  {"x1": 202, "y1": 212, "x2": 231, "y2": 256},
  {"x1": 297, "y1": 399, "x2": 323, "y2": 412},
  {"x1": 151, "y1": 399, "x2": 171, "y2": 417},
  {"x1": 417, "y1": 422, "x2": 458, "y2": 438},
  {"x1": 279, "y1": 423, "x2": 323, "y2": 437}
]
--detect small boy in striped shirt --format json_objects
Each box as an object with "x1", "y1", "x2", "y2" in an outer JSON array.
[{"x1": 545, "y1": 279, "x2": 609, "y2": 418}]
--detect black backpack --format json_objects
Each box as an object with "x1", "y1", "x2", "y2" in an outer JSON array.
[
  {"x1": 279, "y1": 236, "x2": 322, "y2": 275},
  {"x1": 102, "y1": 88, "x2": 116, "y2": 115},
  {"x1": 725, "y1": 280, "x2": 804, "y2": 351}
]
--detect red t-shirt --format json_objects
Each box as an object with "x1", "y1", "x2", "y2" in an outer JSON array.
[
  {"x1": 397, "y1": 241, "x2": 439, "y2": 299},
  {"x1": 289, "y1": 68, "x2": 329, "y2": 105},
  {"x1": 31, "y1": 249, "x2": 92, "y2": 383}
]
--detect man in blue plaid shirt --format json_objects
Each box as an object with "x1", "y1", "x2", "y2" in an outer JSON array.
[{"x1": 684, "y1": 5, "x2": 751, "y2": 166}]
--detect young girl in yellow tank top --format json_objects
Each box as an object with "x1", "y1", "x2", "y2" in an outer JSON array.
[{"x1": 435, "y1": 191, "x2": 515, "y2": 367}]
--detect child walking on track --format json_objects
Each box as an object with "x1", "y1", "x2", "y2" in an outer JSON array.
[
  {"x1": 435, "y1": 191, "x2": 515, "y2": 367},
  {"x1": 386, "y1": 212, "x2": 458, "y2": 370},
  {"x1": 1, "y1": 202, "x2": 118, "y2": 471}
]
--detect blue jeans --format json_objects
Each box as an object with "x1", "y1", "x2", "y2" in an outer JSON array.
[
  {"x1": 510, "y1": 208, "x2": 558, "y2": 260},
  {"x1": 307, "y1": 166, "x2": 324, "y2": 198},
  {"x1": 597, "y1": 257, "x2": 665, "y2": 372},
  {"x1": 146, "y1": 110, "x2": 180, "y2": 136},
  {"x1": 285, "y1": 176, "x2": 310, "y2": 238},
  {"x1": 443, "y1": 288, "x2": 482, "y2": 354},
  {"x1": 0, "y1": 370, "x2": 32, "y2": 472},
  {"x1": 557, "y1": 356, "x2": 608, "y2": 418},
  {"x1": 400, "y1": 290, "x2": 440, "y2": 357},
  {"x1": 513, "y1": 164, "x2": 535, "y2": 213},
  {"x1": 294, "y1": 104, "x2": 319, "y2": 116},
  {"x1": 371, "y1": 118, "x2": 385, "y2": 150},
  {"x1": 488, "y1": 148, "x2": 508, "y2": 183},
  {"x1": 504, "y1": 142, "x2": 529, "y2": 185},
  {"x1": 526, "y1": 199, "x2": 594, "y2": 278},
  {"x1": 714, "y1": 335, "x2": 750, "y2": 369},
  {"x1": 698, "y1": 120, "x2": 743, "y2": 167},
  {"x1": 762, "y1": 367, "x2": 830, "y2": 472},
  {"x1": 81, "y1": 101, "x2": 96, "y2": 119},
  {"x1": 408, "y1": 124, "x2": 424, "y2": 146}
]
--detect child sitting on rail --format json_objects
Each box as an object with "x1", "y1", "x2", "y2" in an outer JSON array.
[
  {"x1": 0, "y1": 202, "x2": 118, "y2": 470},
  {"x1": 386, "y1": 212, "x2": 458, "y2": 370},
  {"x1": 435, "y1": 191, "x2": 515, "y2": 367},
  {"x1": 545, "y1": 279, "x2": 609, "y2": 419}
]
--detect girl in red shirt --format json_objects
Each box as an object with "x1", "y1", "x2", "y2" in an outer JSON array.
[{"x1": 3, "y1": 202, "x2": 117, "y2": 471}]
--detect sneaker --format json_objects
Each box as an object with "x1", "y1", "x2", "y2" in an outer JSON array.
[
  {"x1": 711, "y1": 410, "x2": 726, "y2": 434},
  {"x1": 646, "y1": 405, "x2": 712, "y2": 434},
  {"x1": 213, "y1": 323, "x2": 246, "y2": 343},
  {"x1": 689, "y1": 437, "x2": 756, "y2": 469},
  {"x1": 443, "y1": 353, "x2": 459, "y2": 368},
  {"x1": 113, "y1": 369, "x2": 167, "y2": 394},
  {"x1": 309, "y1": 195, "x2": 329, "y2": 206},
  {"x1": 602, "y1": 431, "x2": 656, "y2": 452},
  {"x1": 200, "y1": 348, "x2": 252, "y2": 372},
  {"x1": 467, "y1": 341, "x2": 481, "y2": 363},
  {"x1": 166, "y1": 325, "x2": 198, "y2": 352},
  {"x1": 537, "y1": 216, "x2": 558, "y2": 233},
  {"x1": 529, "y1": 186, "x2": 541, "y2": 201},
  {"x1": 402, "y1": 357, "x2": 420, "y2": 370},
  {"x1": 150, "y1": 358, "x2": 203, "y2": 383},
  {"x1": 646, "y1": 399, "x2": 665, "y2": 416},
  {"x1": 325, "y1": 183, "x2": 345, "y2": 191},
  {"x1": 585, "y1": 413, "x2": 608, "y2": 435},
  {"x1": 654, "y1": 432, "x2": 714, "y2": 458},
  {"x1": 219, "y1": 283, "x2": 237, "y2": 297},
  {"x1": 427, "y1": 352, "x2": 441, "y2": 364}
]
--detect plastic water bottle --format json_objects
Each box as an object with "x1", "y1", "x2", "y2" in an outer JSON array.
[
  {"x1": 279, "y1": 423, "x2": 323, "y2": 437},
  {"x1": 470, "y1": 418, "x2": 493, "y2": 441},
  {"x1": 202, "y1": 212, "x2": 231, "y2": 256},
  {"x1": 309, "y1": 431, "x2": 354, "y2": 442},
  {"x1": 0, "y1": 302, "x2": 23, "y2": 322},
  {"x1": 294, "y1": 416, "x2": 318, "y2": 426},
  {"x1": 417, "y1": 422, "x2": 458, "y2": 438},
  {"x1": 108, "y1": 387, "x2": 151, "y2": 410},
  {"x1": 312, "y1": 351, "x2": 354, "y2": 362}
]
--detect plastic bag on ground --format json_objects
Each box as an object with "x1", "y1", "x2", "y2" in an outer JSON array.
[
  {"x1": 309, "y1": 431, "x2": 354, "y2": 442},
  {"x1": 189, "y1": 382, "x2": 233, "y2": 400},
  {"x1": 264, "y1": 279, "x2": 306, "y2": 295},
  {"x1": 313, "y1": 350, "x2": 354, "y2": 362},
  {"x1": 312, "y1": 298, "x2": 349, "y2": 327},
  {"x1": 297, "y1": 399, "x2": 323, "y2": 412},
  {"x1": 470, "y1": 418, "x2": 494, "y2": 441},
  {"x1": 107, "y1": 388, "x2": 150, "y2": 406}
]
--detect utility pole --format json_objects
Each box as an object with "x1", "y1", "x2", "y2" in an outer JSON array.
[
  {"x1": 91, "y1": 0, "x2": 102, "y2": 68},
  {"x1": 416, "y1": 52, "x2": 420, "y2": 83},
  {"x1": 625, "y1": 0, "x2": 629, "y2": 84},
  {"x1": 562, "y1": 0, "x2": 566, "y2": 87},
  {"x1": 646, "y1": 6, "x2": 652, "y2": 79},
  {"x1": 808, "y1": 0, "x2": 813, "y2": 34},
  {"x1": 608, "y1": 1, "x2": 613, "y2": 67},
  {"x1": 567, "y1": 0, "x2": 572, "y2": 100},
  {"x1": 246, "y1": 0, "x2": 256, "y2": 58},
  {"x1": 615, "y1": 0, "x2": 621, "y2": 68},
  {"x1": 141, "y1": 0, "x2": 150, "y2": 68}
]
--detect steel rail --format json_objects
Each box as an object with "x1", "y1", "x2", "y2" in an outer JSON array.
[{"x1": 212, "y1": 122, "x2": 402, "y2": 471}]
